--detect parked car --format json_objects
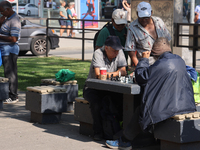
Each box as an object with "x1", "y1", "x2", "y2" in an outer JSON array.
[
  {"x1": 19, "y1": 16, "x2": 59, "y2": 56},
  {"x1": 13, "y1": 3, "x2": 38, "y2": 16}
]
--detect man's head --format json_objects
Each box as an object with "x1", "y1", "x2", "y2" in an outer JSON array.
[
  {"x1": 0, "y1": 1, "x2": 14, "y2": 17},
  {"x1": 104, "y1": 36, "x2": 123, "y2": 59},
  {"x1": 151, "y1": 37, "x2": 171, "y2": 58},
  {"x1": 112, "y1": 9, "x2": 127, "y2": 32},
  {"x1": 137, "y1": 1, "x2": 152, "y2": 27}
]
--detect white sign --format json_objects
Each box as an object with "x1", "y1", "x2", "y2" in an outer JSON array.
[{"x1": 7, "y1": 0, "x2": 17, "y2": 3}]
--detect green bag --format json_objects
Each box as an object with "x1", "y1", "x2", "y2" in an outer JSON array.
[
  {"x1": 192, "y1": 72, "x2": 200, "y2": 103},
  {"x1": 55, "y1": 69, "x2": 75, "y2": 82}
]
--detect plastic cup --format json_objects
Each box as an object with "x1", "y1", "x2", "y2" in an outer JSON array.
[{"x1": 100, "y1": 67, "x2": 107, "y2": 80}]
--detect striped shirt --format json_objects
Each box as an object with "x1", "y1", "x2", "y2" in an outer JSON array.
[
  {"x1": 0, "y1": 12, "x2": 21, "y2": 45},
  {"x1": 0, "y1": 13, "x2": 21, "y2": 56},
  {"x1": 125, "y1": 16, "x2": 171, "y2": 56}
]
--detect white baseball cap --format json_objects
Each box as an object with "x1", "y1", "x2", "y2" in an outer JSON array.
[
  {"x1": 112, "y1": 9, "x2": 127, "y2": 24},
  {"x1": 137, "y1": 1, "x2": 152, "y2": 18}
]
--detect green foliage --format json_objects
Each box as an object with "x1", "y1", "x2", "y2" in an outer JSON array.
[{"x1": 0, "y1": 56, "x2": 91, "y2": 97}]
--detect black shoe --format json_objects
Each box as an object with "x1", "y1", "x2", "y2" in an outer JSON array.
[{"x1": 93, "y1": 133, "x2": 103, "y2": 141}]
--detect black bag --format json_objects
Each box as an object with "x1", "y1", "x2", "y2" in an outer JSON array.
[
  {"x1": 93, "y1": 22, "x2": 127, "y2": 51},
  {"x1": 93, "y1": 22, "x2": 115, "y2": 51},
  {"x1": 100, "y1": 95, "x2": 122, "y2": 140}
]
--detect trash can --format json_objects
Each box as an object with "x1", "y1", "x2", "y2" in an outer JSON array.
[{"x1": 104, "y1": 5, "x2": 117, "y2": 19}]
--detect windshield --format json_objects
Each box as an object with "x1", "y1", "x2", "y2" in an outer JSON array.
[{"x1": 19, "y1": 4, "x2": 26, "y2": 6}]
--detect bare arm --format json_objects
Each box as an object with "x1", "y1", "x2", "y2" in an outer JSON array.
[
  {"x1": 94, "y1": 67, "x2": 126, "y2": 79},
  {"x1": 60, "y1": 11, "x2": 67, "y2": 19},
  {"x1": 0, "y1": 36, "x2": 18, "y2": 43},
  {"x1": 128, "y1": 51, "x2": 138, "y2": 66},
  {"x1": 122, "y1": 0, "x2": 129, "y2": 10}
]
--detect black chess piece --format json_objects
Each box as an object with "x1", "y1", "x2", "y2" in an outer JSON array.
[
  {"x1": 111, "y1": 74, "x2": 113, "y2": 81},
  {"x1": 107, "y1": 74, "x2": 109, "y2": 80}
]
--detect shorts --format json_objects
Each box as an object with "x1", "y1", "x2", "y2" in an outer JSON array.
[
  {"x1": 66, "y1": 21, "x2": 72, "y2": 26},
  {"x1": 59, "y1": 18, "x2": 67, "y2": 26}
]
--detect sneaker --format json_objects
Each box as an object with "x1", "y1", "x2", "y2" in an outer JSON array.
[
  {"x1": 3, "y1": 98, "x2": 18, "y2": 104},
  {"x1": 106, "y1": 138, "x2": 132, "y2": 150}
]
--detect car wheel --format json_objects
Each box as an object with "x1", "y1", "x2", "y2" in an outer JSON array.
[
  {"x1": 19, "y1": 51, "x2": 28, "y2": 56},
  {"x1": 26, "y1": 10, "x2": 31, "y2": 16},
  {"x1": 30, "y1": 36, "x2": 50, "y2": 56}
]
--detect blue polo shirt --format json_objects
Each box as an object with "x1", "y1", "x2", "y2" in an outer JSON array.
[{"x1": 0, "y1": 12, "x2": 21, "y2": 56}]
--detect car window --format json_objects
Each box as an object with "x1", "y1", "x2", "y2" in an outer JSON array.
[{"x1": 19, "y1": 4, "x2": 26, "y2": 6}]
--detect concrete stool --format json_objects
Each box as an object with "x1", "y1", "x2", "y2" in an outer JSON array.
[
  {"x1": 154, "y1": 112, "x2": 200, "y2": 150},
  {"x1": 74, "y1": 97, "x2": 93, "y2": 136},
  {"x1": 41, "y1": 79, "x2": 78, "y2": 112},
  {"x1": 26, "y1": 85, "x2": 68, "y2": 124},
  {"x1": 0, "y1": 77, "x2": 9, "y2": 109}
]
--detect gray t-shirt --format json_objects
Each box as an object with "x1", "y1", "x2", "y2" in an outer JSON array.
[{"x1": 87, "y1": 47, "x2": 127, "y2": 79}]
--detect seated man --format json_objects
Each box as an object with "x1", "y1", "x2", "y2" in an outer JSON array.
[
  {"x1": 83, "y1": 36, "x2": 127, "y2": 141},
  {"x1": 106, "y1": 37, "x2": 196, "y2": 149}
]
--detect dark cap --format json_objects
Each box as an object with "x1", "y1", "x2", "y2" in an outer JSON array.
[{"x1": 104, "y1": 36, "x2": 124, "y2": 50}]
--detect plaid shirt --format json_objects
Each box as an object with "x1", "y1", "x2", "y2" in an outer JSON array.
[{"x1": 125, "y1": 16, "x2": 171, "y2": 56}]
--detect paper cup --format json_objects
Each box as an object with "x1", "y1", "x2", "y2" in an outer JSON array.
[{"x1": 100, "y1": 67, "x2": 107, "y2": 80}]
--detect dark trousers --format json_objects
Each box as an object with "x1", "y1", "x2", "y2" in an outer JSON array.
[
  {"x1": 123, "y1": 107, "x2": 142, "y2": 141},
  {"x1": 2, "y1": 53, "x2": 18, "y2": 100},
  {"x1": 83, "y1": 86, "x2": 123, "y2": 134}
]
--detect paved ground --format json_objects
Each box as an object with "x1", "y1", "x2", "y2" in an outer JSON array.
[{"x1": 0, "y1": 92, "x2": 160, "y2": 150}]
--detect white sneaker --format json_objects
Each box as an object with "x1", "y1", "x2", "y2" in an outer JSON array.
[{"x1": 3, "y1": 98, "x2": 18, "y2": 104}]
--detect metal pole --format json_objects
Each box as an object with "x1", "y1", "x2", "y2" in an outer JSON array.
[
  {"x1": 193, "y1": 24, "x2": 198, "y2": 68},
  {"x1": 82, "y1": 20, "x2": 85, "y2": 61},
  {"x1": 190, "y1": 0, "x2": 195, "y2": 23},
  {"x1": 46, "y1": 18, "x2": 49, "y2": 57}
]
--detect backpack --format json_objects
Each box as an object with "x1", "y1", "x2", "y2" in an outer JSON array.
[
  {"x1": 93, "y1": 22, "x2": 115, "y2": 50},
  {"x1": 93, "y1": 22, "x2": 128, "y2": 50}
]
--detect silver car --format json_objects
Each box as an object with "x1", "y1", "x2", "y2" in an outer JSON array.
[
  {"x1": 19, "y1": 16, "x2": 59, "y2": 56},
  {"x1": 13, "y1": 3, "x2": 38, "y2": 16}
]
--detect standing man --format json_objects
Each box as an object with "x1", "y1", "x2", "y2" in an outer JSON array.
[
  {"x1": 125, "y1": 1, "x2": 171, "y2": 66},
  {"x1": 84, "y1": 36, "x2": 127, "y2": 141},
  {"x1": 95, "y1": 9, "x2": 128, "y2": 60},
  {"x1": 0, "y1": 1, "x2": 21, "y2": 104}
]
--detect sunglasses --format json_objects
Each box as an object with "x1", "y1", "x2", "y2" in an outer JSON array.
[{"x1": 116, "y1": 23, "x2": 126, "y2": 27}]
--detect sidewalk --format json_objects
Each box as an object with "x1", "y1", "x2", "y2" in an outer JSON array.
[{"x1": 0, "y1": 92, "x2": 159, "y2": 150}]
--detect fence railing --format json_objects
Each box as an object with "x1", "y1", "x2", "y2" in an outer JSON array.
[
  {"x1": 46, "y1": 18, "x2": 111, "y2": 60},
  {"x1": 175, "y1": 23, "x2": 200, "y2": 68}
]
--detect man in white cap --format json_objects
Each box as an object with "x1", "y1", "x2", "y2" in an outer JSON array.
[
  {"x1": 125, "y1": 1, "x2": 171, "y2": 67},
  {"x1": 95, "y1": 9, "x2": 128, "y2": 61}
]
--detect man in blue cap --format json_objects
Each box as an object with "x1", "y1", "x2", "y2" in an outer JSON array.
[{"x1": 83, "y1": 36, "x2": 127, "y2": 141}]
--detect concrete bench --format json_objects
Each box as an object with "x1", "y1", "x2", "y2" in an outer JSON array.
[
  {"x1": 154, "y1": 112, "x2": 200, "y2": 150},
  {"x1": 26, "y1": 86, "x2": 68, "y2": 124},
  {"x1": 74, "y1": 97, "x2": 94, "y2": 136},
  {"x1": 40, "y1": 79, "x2": 78, "y2": 112},
  {"x1": 0, "y1": 77, "x2": 9, "y2": 109}
]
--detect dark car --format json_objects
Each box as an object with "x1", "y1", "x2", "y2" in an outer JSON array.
[{"x1": 19, "y1": 16, "x2": 59, "y2": 56}]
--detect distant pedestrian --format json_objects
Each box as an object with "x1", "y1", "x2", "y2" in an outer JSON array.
[
  {"x1": 59, "y1": 0, "x2": 68, "y2": 36},
  {"x1": 183, "y1": 0, "x2": 188, "y2": 17},
  {"x1": 0, "y1": 1, "x2": 21, "y2": 104},
  {"x1": 66, "y1": 3, "x2": 73, "y2": 37}
]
